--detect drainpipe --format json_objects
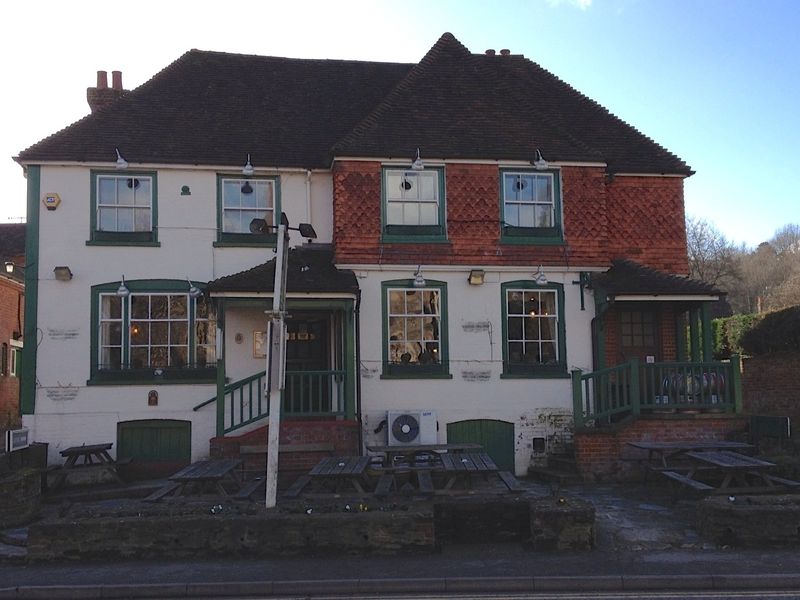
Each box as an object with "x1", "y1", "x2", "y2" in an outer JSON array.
[
  {"x1": 305, "y1": 170, "x2": 312, "y2": 229},
  {"x1": 355, "y1": 290, "x2": 364, "y2": 454}
]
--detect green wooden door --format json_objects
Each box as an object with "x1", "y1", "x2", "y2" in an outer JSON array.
[
  {"x1": 117, "y1": 420, "x2": 191, "y2": 479},
  {"x1": 447, "y1": 419, "x2": 515, "y2": 472}
]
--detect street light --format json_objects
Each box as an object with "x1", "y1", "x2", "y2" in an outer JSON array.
[{"x1": 254, "y1": 213, "x2": 317, "y2": 509}]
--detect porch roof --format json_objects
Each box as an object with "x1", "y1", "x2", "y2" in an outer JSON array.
[
  {"x1": 206, "y1": 246, "x2": 359, "y2": 295},
  {"x1": 591, "y1": 259, "x2": 722, "y2": 301}
]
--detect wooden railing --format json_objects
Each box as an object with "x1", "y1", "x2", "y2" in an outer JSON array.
[
  {"x1": 572, "y1": 355, "x2": 742, "y2": 429},
  {"x1": 194, "y1": 369, "x2": 346, "y2": 434}
]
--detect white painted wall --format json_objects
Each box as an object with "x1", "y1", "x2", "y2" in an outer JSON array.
[
  {"x1": 355, "y1": 267, "x2": 596, "y2": 476},
  {"x1": 25, "y1": 165, "x2": 333, "y2": 464}
]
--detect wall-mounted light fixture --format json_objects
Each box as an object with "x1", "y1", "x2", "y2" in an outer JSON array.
[
  {"x1": 413, "y1": 266, "x2": 426, "y2": 288},
  {"x1": 532, "y1": 149, "x2": 548, "y2": 170},
  {"x1": 187, "y1": 278, "x2": 202, "y2": 299},
  {"x1": 53, "y1": 266, "x2": 73, "y2": 281},
  {"x1": 117, "y1": 275, "x2": 130, "y2": 297},
  {"x1": 411, "y1": 148, "x2": 424, "y2": 171},
  {"x1": 468, "y1": 269, "x2": 485, "y2": 286},
  {"x1": 242, "y1": 154, "x2": 254, "y2": 176},
  {"x1": 115, "y1": 148, "x2": 128, "y2": 169},
  {"x1": 4, "y1": 262, "x2": 13, "y2": 274},
  {"x1": 532, "y1": 265, "x2": 548, "y2": 285}
]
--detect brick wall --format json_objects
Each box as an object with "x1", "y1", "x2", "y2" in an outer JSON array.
[
  {"x1": 0, "y1": 277, "x2": 23, "y2": 430},
  {"x1": 574, "y1": 415, "x2": 747, "y2": 482},
  {"x1": 333, "y1": 162, "x2": 688, "y2": 274},
  {"x1": 210, "y1": 419, "x2": 360, "y2": 479},
  {"x1": 742, "y1": 352, "x2": 800, "y2": 421},
  {"x1": 602, "y1": 304, "x2": 680, "y2": 367},
  {"x1": 605, "y1": 176, "x2": 689, "y2": 273}
]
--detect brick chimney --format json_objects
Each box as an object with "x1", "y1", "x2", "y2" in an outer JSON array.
[{"x1": 87, "y1": 70, "x2": 127, "y2": 112}]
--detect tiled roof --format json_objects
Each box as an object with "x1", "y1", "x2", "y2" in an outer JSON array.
[
  {"x1": 0, "y1": 223, "x2": 26, "y2": 260},
  {"x1": 17, "y1": 53, "x2": 412, "y2": 169},
  {"x1": 591, "y1": 259, "x2": 722, "y2": 297},
  {"x1": 206, "y1": 246, "x2": 358, "y2": 295},
  {"x1": 17, "y1": 33, "x2": 690, "y2": 175}
]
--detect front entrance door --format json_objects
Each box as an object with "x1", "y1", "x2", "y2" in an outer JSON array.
[
  {"x1": 618, "y1": 307, "x2": 660, "y2": 364},
  {"x1": 284, "y1": 312, "x2": 333, "y2": 414}
]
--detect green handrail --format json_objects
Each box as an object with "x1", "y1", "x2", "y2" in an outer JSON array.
[
  {"x1": 194, "y1": 369, "x2": 347, "y2": 434},
  {"x1": 573, "y1": 357, "x2": 743, "y2": 429}
]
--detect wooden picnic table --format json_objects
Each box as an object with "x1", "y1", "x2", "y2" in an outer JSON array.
[
  {"x1": 50, "y1": 443, "x2": 125, "y2": 490},
  {"x1": 144, "y1": 459, "x2": 243, "y2": 502},
  {"x1": 627, "y1": 440, "x2": 753, "y2": 481},
  {"x1": 658, "y1": 450, "x2": 800, "y2": 495},
  {"x1": 439, "y1": 452, "x2": 500, "y2": 492},
  {"x1": 367, "y1": 443, "x2": 482, "y2": 468},
  {"x1": 302, "y1": 456, "x2": 372, "y2": 494}
]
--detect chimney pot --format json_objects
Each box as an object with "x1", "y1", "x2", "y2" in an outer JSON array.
[
  {"x1": 111, "y1": 71, "x2": 123, "y2": 90},
  {"x1": 96, "y1": 71, "x2": 108, "y2": 89},
  {"x1": 485, "y1": 49, "x2": 496, "y2": 56},
  {"x1": 500, "y1": 49, "x2": 511, "y2": 56}
]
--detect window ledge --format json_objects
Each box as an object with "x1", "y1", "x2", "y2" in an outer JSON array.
[
  {"x1": 213, "y1": 240, "x2": 276, "y2": 248},
  {"x1": 380, "y1": 372, "x2": 453, "y2": 380},
  {"x1": 381, "y1": 235, "x2": 450, "y2": 244},
  {"x1": 500, "y1": 370, "x2": 570, "y2": 380},
  {"x1": 500, "y1": 237, "x2": 565, "y2": 246},
  {"x1": 88, "y1": 368, "x2": 217, "y2": 386},
  {"x1": 86, "y1": 240, "x2": 161, "y2": 247}
]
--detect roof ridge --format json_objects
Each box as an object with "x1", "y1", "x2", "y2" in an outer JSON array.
[
  {"x1": 517, "y1": 59, "x2": 692, "y2": 174},
  {"x1": 332, "y1": 32, "x2": 471, "y2": 156}
]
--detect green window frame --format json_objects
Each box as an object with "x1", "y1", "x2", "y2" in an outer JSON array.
[
  {"x1": 215, "y1": 175, "x2": 280, "y2": 246},
  {"x1": 500, "y1": 169, "x2": 563, "y2": 245},
  {"x1": 381, "y1": 279, "x2": 451, "y2": 378},
  {"x1": 90, "y1": 279, "x2": 217, "y2": 385},
  {"x1": 88, "y1": 170, "x2": 159, "y2": 246},
  {"x1": 381, "y1": 167, "x2": 446, "y2": 242},
  {"x1": 501, "y1": 281, "x2": 568, "y2": 378}
]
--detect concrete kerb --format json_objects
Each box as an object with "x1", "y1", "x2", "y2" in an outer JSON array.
[{"x1": 2, "y1": 575, "x2": 800, "y2": 598}]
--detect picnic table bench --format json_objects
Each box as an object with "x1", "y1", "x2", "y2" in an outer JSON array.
[
  {"x1": 49, "y1": 443, "x2": 128, "y2": 490},
  {"x1": 144, "y1": 459, "x2": 243, "y2": 502},
  {"x1": 627, "y1": 440, "x2": 753, "y2": 481}
]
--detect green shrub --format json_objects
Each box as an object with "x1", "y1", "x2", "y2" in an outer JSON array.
[
  {"x1": 741, "y1": 305, "x2": 800, "y2": 355},
  {"x1": 712, "y1": 313, "x2": 761, "y2": 359}
]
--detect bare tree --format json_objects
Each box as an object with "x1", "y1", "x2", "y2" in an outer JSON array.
[{"x1": 685, "y1": 215, "x2": 739, "y2": 286}]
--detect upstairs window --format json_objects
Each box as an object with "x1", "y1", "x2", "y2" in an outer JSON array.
[
  {"x1": 381, "y1": 280, "x2": 450, "y2": 378},
  {"x1": 501, "y1": 170, "x2": 562, "y2": 244},
  {"x1": 216, "y1": 176, "x2": 279, "y2": 246},
  {"x1": 382, "y1": 167, "x2": 446, "y2": 241},
  {"x1": 90, "y1": 171, "x2": 158, "y2": 244}
]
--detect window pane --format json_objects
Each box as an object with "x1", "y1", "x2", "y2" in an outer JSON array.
[
  {"x1": 535, "y1": 176, "x2": 552, "y2": 203},
  {"x1": 151, "y1": 296, "x2": 168, "y2": 319},
  {"x1": 101, "y1": 295, "x2": 121, "y2": 319},
  {"x1": 170, "y1": 322, "x2": 188, "y2": 344},
  {"x1": 170, "y1": 346, "x2": 188, "y2": 368},
  {"x1": 134, "y1": 179, "x2": 151, "y2": 205},
  {"x1": 134, "y1": 207, "x2": 151, "y2": 231},
  {"x1": 405, "y1": 290, "x2": 423, "y2": 314},
  {"x1": 388, "y1": 291, "x2": 404, "y2": 313},
  {"x1": 131, "y1": 296, "x2": 149, "y2": 319},
  {"x1": 508, "y1": 317, "x2": 523, "y2": 340},
  {"x1": 98, "y1": 208, "x2": 116, "y2": 231},
  {"x1": 101, "y1": 347, "x2": 121, "y2": 370},
  {"x1": 101, "y1": 322, "x2": 122, "y2": 345},
  {"x1": 540, "y1": 292, "x2": 557, "y2": 315},
  {"x1": 402, "y1": 202, "x2": 420, "y2": 225},
  {"x1": 507, "y1": 291, "x2": 523, "y2": 315},
  {"x1": 151, "y1": 347, "x2": 168, "y2": 367},
  {"x1": 150, "y1": 322, "x2": 168, "y2": 344},
  {"x1": 505, "y1": 204, "x2": 519, "y2": 227},
  {"x1": 388, "y1": 317, "x2": 404, "y2": 340},
  {"x1": 118, "y1": 181, "x2": 134, "y2": 206},
  {"x1": 131, "y1": 347, "x2": 148, "y2": 369},
  {"x1": 508, "y1": 342, "x2": 524, "y2": 364},
  {"x1": 541, "y1": 342, "x2": 557, "y2": 363},
  {"x1": 386, "y1": 203, "x2": 403, "y2": 225},
  {"x1": 534, "y1": 205, "x2": 552, "y2": 227},
  {"x1": 386, "y1": 172, "x2": 403, "y2": 201},
  {"x1": 419, "y1": 202, "x2": 437, "y2": 225},
  {"x1": 117, "y1": 209, "x2": 134, "y2": 232},
  {"x1": 169, "y1": 296, "x2": 187, "y2": 317},
  {"x1": 131, "y1": 322, "x2": 148, "y2": 345},
  {"x1": 540, "y1": 318, "x2": 556, "y2": 341},
  {"x1": 407, "y1": 317, "x2": 422, "y2": 340},
  {"x1": 223, "y1": 181, "x2": 240, "y2": 207},
  {"x1": 98, "y1": 177, "x2": 116, "y2": 203},
  {"x1": 419, "y1": 173, "x2": 437, "y2": 200},
  {"x1": 518, "y1": 204, "x2": 535, "y2": 228}
]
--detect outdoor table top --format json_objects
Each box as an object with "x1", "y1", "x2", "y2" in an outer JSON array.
[
  {"x1": 309, "y1": 456, "x2": 371, "y2": 478},
  {"x1": 439, "y1": 452, "x2": 499, "y2": 473},
  {"x1": 367, "y1": 443, "x2": 482, "y2": 455},
  {"x1": 685, "y1": 450, "x2": 776, "y2": 470},
  {"x1": 59, "y1": 443, "x2": 114, "y2": 457},
  {"x1": 169, "y1": 459, "x2": 242, "y2": 482},
  {"x1": 627, "y1": 441, "x2": 753, "y2": 452}
]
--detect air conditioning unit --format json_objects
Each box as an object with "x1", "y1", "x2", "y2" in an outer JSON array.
[
  {"x1": 387, "y1": 410, "x2": 437, "y2": 446},
  {"x1": 4, "y1": 428, "x2": 30, "y2": 453}
]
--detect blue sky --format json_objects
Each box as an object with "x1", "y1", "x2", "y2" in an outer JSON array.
[{"x1": 2, "y1": 0, "x2": 797, "y2": 247}]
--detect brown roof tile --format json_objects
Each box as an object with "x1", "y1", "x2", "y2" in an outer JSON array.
[
  {"x1": 207, "y1": 246, "x2": 358, "y2": 295},
  {"x1": 591, "y1": 259, "x2": 722, "y2": 297},
  {"x1": 17, "y1": 33, "x2": 690, "y2": 176}
]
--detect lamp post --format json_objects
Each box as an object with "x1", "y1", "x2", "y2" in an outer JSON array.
[{"x1": 250, "y1": 214, "x2": 316, "y2": 508}]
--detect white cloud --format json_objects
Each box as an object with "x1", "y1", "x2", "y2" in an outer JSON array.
[{"x1": 546, "y1": 0, "x2": 592, "y2": 9}]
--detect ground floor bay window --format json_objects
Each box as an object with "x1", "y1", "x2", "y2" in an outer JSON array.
[{"x1": 90, "y1": 279, "x2": 216, "y2": 384}]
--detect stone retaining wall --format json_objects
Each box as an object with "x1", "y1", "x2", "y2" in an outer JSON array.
[
  {"x1": 698, "y1": 494, "x2": 800, "y2": 547},
  {"x1": 0, "y1": 468, "x2": 41, "y2": 528},
  {"x1": 26, "y1": 496, "x2": 595, "y2": 560}
]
